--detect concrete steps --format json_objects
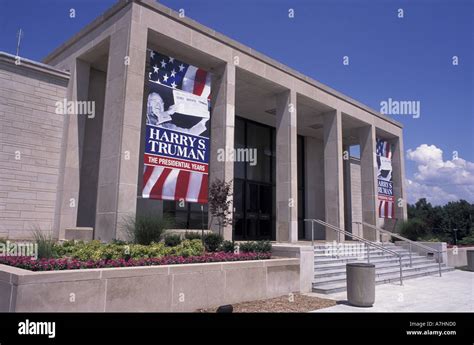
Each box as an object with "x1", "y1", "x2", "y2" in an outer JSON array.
[{"x1": 312, "y1": 242, "x2": 454, "y2": 294}]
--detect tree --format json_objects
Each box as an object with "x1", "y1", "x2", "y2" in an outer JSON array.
[
  {"x1": 208, "y1": 179, "x2": 233, "y2": 236},
  {"x1": 406, "y1": 198, "x2": 474, "y2": 244}
]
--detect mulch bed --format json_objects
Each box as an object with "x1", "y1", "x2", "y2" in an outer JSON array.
[{"x1": 197, "y1": 293, "x2": 336, "y2": 313}]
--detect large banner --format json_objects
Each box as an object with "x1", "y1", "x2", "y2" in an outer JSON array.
[
  {"x1": 142, "y1": 50, "x2": 211, "y2": 203},
  {"x1": 376, "y1": 138, "x2": 394, "y2": 218}
]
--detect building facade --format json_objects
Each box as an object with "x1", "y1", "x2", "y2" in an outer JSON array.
[{"x1": 0, "y1": 0, "x2": 407, "y2": 243}]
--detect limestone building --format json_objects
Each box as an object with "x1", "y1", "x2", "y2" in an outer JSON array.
[{"x1": 0, "y1": 0, "x2": 407, "y2": 243}]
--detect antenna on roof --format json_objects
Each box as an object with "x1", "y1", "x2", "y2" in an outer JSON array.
[{"x1": 16, "y1": 29, "x2": 23, "y2": 57}]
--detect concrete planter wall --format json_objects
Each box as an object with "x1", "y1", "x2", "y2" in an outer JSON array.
[
  {"x1": 0, "y1": 258, "x2": 299, "y2": 312},
  {"x1": 447, "y1": 246, "x2": 474, "y2": 268},
  {"x1": 271, "y1": 244, "x2": 314, "y2": 293}
]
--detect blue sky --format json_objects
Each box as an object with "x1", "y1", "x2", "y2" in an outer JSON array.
[{"x1": 0, "y1": 0, "x2": 472, "y2": 205}]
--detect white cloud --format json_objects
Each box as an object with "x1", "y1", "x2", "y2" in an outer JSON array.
[{"x1": 405, "y1": 144, "x2": 474, "y2": 205}]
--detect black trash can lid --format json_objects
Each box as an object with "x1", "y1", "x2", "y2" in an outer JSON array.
[{"x1": 346, "y1": 263, "x2": 375, "y2": 268}]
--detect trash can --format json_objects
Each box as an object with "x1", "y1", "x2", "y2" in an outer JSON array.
[
  {"x1": 467, "y1": 250, "x2": 474, "y2": 272},
  {"x1": 346, "y1": 263, "x2": 375, "y2": 307}
]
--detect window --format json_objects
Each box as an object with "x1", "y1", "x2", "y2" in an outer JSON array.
[{"x1": 163, "y1": 200, "x2": 208, "y2": 229}]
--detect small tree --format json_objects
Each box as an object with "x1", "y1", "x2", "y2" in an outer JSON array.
[{"x1": 208, "y1": 179, "x2": 233, "y2": 236}]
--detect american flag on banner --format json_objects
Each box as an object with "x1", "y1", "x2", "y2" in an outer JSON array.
[
  {"x1": 376, "y1": 138, "x2": 393, "y2": 159},
  {"x1": 376, "y1": 138, "x2": 395, "y2": 219},
  {"x1": 148, "y1": 50, "x2": 211, "y2": 99},
  {"x1": 142, "y1": 50, "x2": 211, "y2": 203},
  {"x1": 378, "y1": 196, "x2": 395, "y2": 219}
]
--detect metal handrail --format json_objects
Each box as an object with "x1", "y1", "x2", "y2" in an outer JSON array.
[
  {"x1": 355, "y1": 221, "x2": 442, "y2": 277},
  {"x1": 305, "y1": 219, "x2": 403, "y2": 285}
]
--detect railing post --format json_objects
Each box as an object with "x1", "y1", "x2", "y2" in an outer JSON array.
[
  {"x1": 311, "y1": 221, "x2": 314, "y2": 248},
  {"x1": 438, "y1": 251, "x2": 442, "y2": 277},
  {"x1": 399, "y1": 256, "x2": 403, "y2": 285},
  {"x1": 408, "y1": 242, "x2": 412, "y2": 267},
  {"x1": 366, "y1": 243, "x2": 370, "y2": 263}
]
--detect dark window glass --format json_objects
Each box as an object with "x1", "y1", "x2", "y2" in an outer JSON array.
[
  {"x1": 246, "y1": 122, "x2": 271, "y2": 183},
  {"x1": 233, "y1": 116, "x2": 276, "y2": 241},
  {"x1": 163, "y1": 201, "x2": 208, "y2": 229},
  {"x1": 297, "y1": 136, "x2": 304, "y2": 188},
  {"x1": 174, "y1": 210, "x2": 188, "y2": 229},
  {"x1": 297, "y1": 136, "x2": 305, "y2": 239},
  {"x1": 260, "y1": 185, "x2": 272, "y2": 214},
  {"x1": 234, "y1": 117, "x2": 246, "y2": 179},
  {"x1": 234, "y1": 179, "x2": 244, "y2": 215}
]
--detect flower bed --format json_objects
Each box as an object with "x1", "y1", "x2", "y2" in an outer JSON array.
[{"x1": 0, "y1": 252, "x2": 272, "y2": 272}]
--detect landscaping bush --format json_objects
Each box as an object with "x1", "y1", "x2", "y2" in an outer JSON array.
[
  {"x1": 128, "y1": 242, "x2": 168, "y2": 259},
  {"x1": 219, "y1": 240, "x2": 235, "y2": 253},
  {"x1": 239, "y1": 240, "x2": 272, "y2": 253},
  {"x1": 167, "y1": 239, "x2": 204, "y2": 257},
  {"x1": 52, "y1": 240, "x2": 77, "y2": 258},
  {"x1": 203, "y1": 233, "x2": 223, "y2": 252},
  {"x1": 68, "y1": 240, "x2": 113, "y2": 261},
  {"x1": 122, "y1": 214, "x2": 172, "y2": 245},
  {"x1": 111, "y1": 239, "x2": 129, "y2": 245},
  {"x1": 50, "y1": 239, "x2": 205, "y2": 261},
  {"x1": 32, "y1": 229, "x2": 55, "y2": 259},
  {"x1": 164, "y1": 233, "x2": 182, "y2": 247},
  {"x1": 458, "y1": 234, "x2": 474, "y2": 245},
  {"x1": 184, "y1": 231, "x2": 202, "y2": 240}
]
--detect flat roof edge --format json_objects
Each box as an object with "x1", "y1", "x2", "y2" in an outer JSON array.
[
  {"x1": 42, "y1": 0, "x2": 403, "y2": 129},
  {"x1": 0, "y1": 51, "x2": 70, "y2": 80},
  {"x1": 138, "y1": 1, "x2": 403, "y2": 129},
  {"x1": 43, "y1": 0, "x2": 132, "y2": 65}
]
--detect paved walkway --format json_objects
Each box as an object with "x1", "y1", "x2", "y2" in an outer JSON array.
[{"x1": 309, "y1": 270, "x2": 473, "y2": 312}]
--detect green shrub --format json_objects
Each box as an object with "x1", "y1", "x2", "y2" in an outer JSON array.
[
  {"x1": 0, "y1": 238, "x2": 7, "y2": 244},
  {"x1": 184, "y1": 231, "x2": 202, "y2": 240},
  {"x1": 164, "y1": 233, "x2": 182, "y2": 247},
  {"x1": 69, "y1": 240, "x2": 105, "y2": 261},
  {"x1": 122, "y1": 214, "x2": 172, "y2": 245},
  {"x1": 111, "y1": 239, "x2": 129, "y2": 245},
  {"x1": 32, "y1": 229, "x2": 55, "y2": 259},
  {"x1": 168, "y1": 239, "x2": 204, "y2": 257},
  {"x1": 52, "y1": 241, "x2": 75, "y2": 258},
  {"x1": 417, "y1": 236, "x2": 444, "y2": 242},
  {"x1": 239, "y1": 240, "x2": 272, "y2": 253},
  {"x1": 129, "y1": 242, "x2": 168, "y2": 259},
  {"x1": 219, "y1": 240, "x2": 235, "y2": 253},
  {"x1": 398, "y1": 219, "x2": 428, "y2": 241},
  {"x1": 37, "y1": 236, "x2": 206, "y2": 261},
  {"x1": 203, "y1": 233, "x2": 223, "y2": 252},
  {"x1": 458, "y1": 234, "x2": 474, "y2": 245}
]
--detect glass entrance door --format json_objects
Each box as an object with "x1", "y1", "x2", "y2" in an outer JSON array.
[
  {"x1": 245, "y1": 183, "x2": 272, "y2": 240},
  {"x1": 234, "y1": 180, "x2": 273, "y2": 241}
]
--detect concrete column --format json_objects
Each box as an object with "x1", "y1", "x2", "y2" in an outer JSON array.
[
  {"x1": 343, "y1": 144, "x2": 352, "y2": 237},
  {"x1": 389, "y1": 136, "x2": 408, "y2": 225},
  {"x1": 358, "y1": 125, "x2": 379, "y2": 241},
  {"x1": 54, "y1": 59, "x2": 90, "y2": 240},
  {"x1": 304, "y1": 137, "x2": 325, "y2": 240},
  {"x1": 209, "y1": 63, "x2": 235, "y2": 240},
  {"x1": 95, "y1": 16, "x2": 147, "y2": 241},
  {"x1": 275, "y1": 90, "x2": 298, "y2": 243},
  {"x1": 323, "y1": 110, "x2": 344, "y2": 242}
]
